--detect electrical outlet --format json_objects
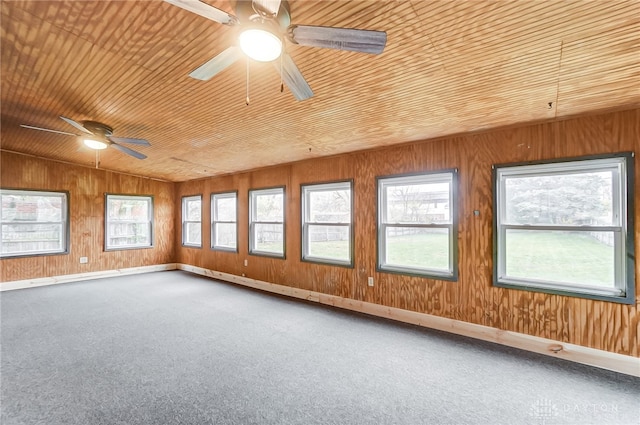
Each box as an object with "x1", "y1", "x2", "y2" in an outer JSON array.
[
  {"x1": 244, "y1": 259, "x2": 248, "y2": 267},
  {"x1": 79, "y1": 257, "x2": 88, "y2": 264},
  {"x1": 368, "y1": 277, "x2": 374, "y2": 287}
]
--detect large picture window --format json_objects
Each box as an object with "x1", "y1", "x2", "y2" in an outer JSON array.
[
  {"x1": 377, "y1": 171, "x2": 458, "y2": 280},
  {"x1": 249, "y1": 187, "x2": 284, "y2": 258},
  {"x1": 301, "y1": 181, "x2": 353, "y2": 266},
  {"x1": 493, "y1": 153, "x2": 634, "y2": 304},
  {"x1": 0, "y1": 189, "x2": 69, "y2": 258},
  {"x1": 105, "y1": 194, "x2": 153, "y2": 250},
  {"x1": 182, "y1": 195, "x2": 202, "y2": 247},
  {"x1": 211, "y1": 192, "x2": 237, "y2": 251}
]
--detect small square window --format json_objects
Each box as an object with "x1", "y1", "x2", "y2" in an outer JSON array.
[
  {"x1": 377, "y1": 171, "x2": 458, "y2": 280},
  {"x1": 105, "y1": 194, "x2": 153, "y2": 250}
]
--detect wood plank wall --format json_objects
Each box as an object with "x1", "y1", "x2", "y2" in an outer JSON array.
[
  {"x1": 175, "y1": 109, "x2": 639, "y2": 357},
  {"x1": 0, "y1": 151, "x2": 175, "y2": 280}
]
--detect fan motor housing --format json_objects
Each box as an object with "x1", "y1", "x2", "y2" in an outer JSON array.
[
  {"x1": 235, "y1": 0, "x2": 290, "y2": 28},
  {"x1": 82, "y1": 121, "x2": 113, "y2": 137}
]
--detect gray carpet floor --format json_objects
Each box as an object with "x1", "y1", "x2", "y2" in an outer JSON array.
[{"x1": 1, "y1": 270, "x2": 639, "y2": 425}]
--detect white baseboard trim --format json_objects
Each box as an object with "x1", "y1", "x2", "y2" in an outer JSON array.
[
  {"x1": 0, "y1": 263, "x2": 178, "y2": 291},
  {"x1": 178, "y1": 263, "x2": 640, "y2": 377}
]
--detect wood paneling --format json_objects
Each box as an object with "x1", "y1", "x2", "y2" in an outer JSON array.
[
  {"x1": 0, "y1": 151, "x2": 175, "y2": 281},
  {"x1": 1, "y1": 0, "x2": 638, "y2": 181},
  {"x1": 2, "y1": 108, "x2": 637, "y2": 358},
  {"x1": 175, "y1": 109, "x2": 639, "y2": 357}
]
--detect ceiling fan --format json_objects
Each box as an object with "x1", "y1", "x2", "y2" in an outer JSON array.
[
  {"x1": 20, "y1": 116, "x2": 150, "y2": 160},
  {"x1": 165, "y1": 0, "x2": 387, "y2": 101}
]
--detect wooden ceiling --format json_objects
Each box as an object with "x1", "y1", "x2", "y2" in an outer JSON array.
[{"x1": 1, "y1": 0, "x2": 639, "y2": 182}]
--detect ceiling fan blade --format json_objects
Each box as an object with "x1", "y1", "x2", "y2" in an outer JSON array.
[
  {"x1": 289, "y1": 25, "x2": 387, "y2": 54},
  {"x1": 108, "y1": 136, "x2": 151, "y2": 146},
  {"x1": 20, "y1": 124, "x2": 77, "y2": 136},
  {"x1": 60, "y1": 116, "x2": 93, "y2": 135},
  {"x1": 273, "y1": 53, "x2": 313, "y2": 101},
  {"x1": 163, "y1": 0, "x2": 237, "y2": 25},
  {"x1": 252, "y1": 0, "x2": 281, "y2": 17},
  {"x1": 111, "y1": 143, "x2": 147, "y2": 160},
  {"x1": 189, "y1": 46, "x2": 243, "y2": 81}
]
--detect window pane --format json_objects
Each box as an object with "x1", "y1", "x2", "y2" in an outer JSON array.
[
  {"x1": 1, "y1": 190, "x2": 67, "y2": 257},
  {"x1": 2, "y1": 223, "x2": 63, "y2": 254},
  {"x1": 385, "y1": 227, "x2": 449, "y2": 271},
  {"x1": 108, "y1": 199, "x2": 149, "y2": 220},
  {"x1": 214, "y1": 222, "x2": 237, "y2": 248},
  {"x1": 504, "y1": 171, "x2": 614, "y2": 226},
  {"x1": 255, "y1": 193, "x2": 283, "y2": 221},
  {"x1": 1, "y1": 194, "x2": 63, "y2": 222},
  {"x1": 253, "y1": 223, "x2": 283, "y2": 254},
  {"x1": 215, "y1": 197, "x2": 236, "y2": 221},
  {"x1": 504, "y1": 229, "x2": 615, "y2": 288},
  {"x1": 185, "y1": 222, "x2": 201, "y2": 245},
  {"x1": 385, "y1": 183, "x2": 450, "y2": 224},
  {"x1": 185, "y1": 199, "x2": 201, "y2": 221},
  {"x1": 106, "y1": 195, "x2": 152, "y2": 249},
  {"x1": 307, "y1": 224, "x2": 350, "y2": 261},
  {"x1": 309, "y1": 190, "x2": 350, "y2": 223},
  {"x1": 107, "y1": 223, "x2": 150, "y2": 247}
]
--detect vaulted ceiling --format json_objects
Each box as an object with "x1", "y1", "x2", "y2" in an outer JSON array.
[{"x1": 1, "y1": 0, "x2": 638, "y2": 182}]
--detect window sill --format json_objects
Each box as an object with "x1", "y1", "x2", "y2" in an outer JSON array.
[{"x1": 494, "y1": 278, "x2": 632, "y2": 304}]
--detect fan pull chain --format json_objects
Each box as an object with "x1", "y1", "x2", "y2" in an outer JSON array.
[
  {"x1": 246, "y1": 60, "x2": 250, "y2": 106},
  {"x1": 280, "y1": 51, "x2": 284, "y2": 93}
]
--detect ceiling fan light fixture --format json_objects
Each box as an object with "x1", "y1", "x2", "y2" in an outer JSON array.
[
  {"x1": 239, "y1": 28, "x2": 282, "y2": 62},
  {"x1": 83, "y1": 138, "x2": 109, "y2": 150}
]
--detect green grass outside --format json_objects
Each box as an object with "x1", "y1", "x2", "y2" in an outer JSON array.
[
  {"x1": 308, "y1": 241, "x2": 350, "y2": 261},
  {"x1": 254, "y1": 241, "x2": 284, "y2": 254},
  {"x1": 505, "y1": 230, "x2": 613, "y2": 287},
  {"x1": 385, "y1": 233, "x2": 450, "y2": 270},
  {"x1": 305, "y1": 233, "x2": 450, "y2": 268},
  {"x1": 301, "y1": 231, "x2": 615, "y2": 286}
]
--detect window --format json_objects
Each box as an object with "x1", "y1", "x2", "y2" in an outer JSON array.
[
  {"x1": 249, "y1": 187, "x2": 284, "y2": 257},
  {"x1": 182, "y1": 195, "x2": 202, "y2": 247},
  {"x1": 211, "y1": 192, "x2": 237, "y2": 251},
  {"x1": 105, "y1": 195, "x2": 153, "y2": 250},
  {"x1": 494, "y1": 153, "x2": 634, "y2": 304},
  {"x1": 377, "y1": 171, "x2": 458, "y2": 280},
  {"x1": 301, "y1": 181, "x2": 353, "y2": 266},
  {"x1": 0, "y1": 189, "x2": 69, "y2": 258}
]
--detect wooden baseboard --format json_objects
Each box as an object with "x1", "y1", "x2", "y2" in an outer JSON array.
[
  {"x1": 178, "y1": 263, "x2": 640, "y2": 377},
  {"x1": 0, "y1": 263, "x2": 178, "y2": 291}
]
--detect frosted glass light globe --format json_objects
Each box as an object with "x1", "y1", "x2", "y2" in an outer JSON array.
[
  {"x1": 83, "y1": 138, "x2": 108, "y2": 150},
  {"x1": 239, "y1": 28, "x2": 282, "y2": 62}
]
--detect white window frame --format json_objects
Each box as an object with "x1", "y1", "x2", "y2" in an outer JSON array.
[
  {"x1": 493, "y1": 153, "x2": 634, "y2": 304},
  {"x1": 0, "y1": 189, "x2": 69, "y2": 258},
  {"x1": 105, "y1": 194, "x2": 153, "y2": 250},
  {"x1": 211, "y1": 191, "x2": 238, "y2": 252},
  {"x1": 249, "y1": 187, "x2": 285, "y2": 258},
  {"x1": 377, "y1": 171, "x2": 458, "y2": 280},
  {"x1": 301, "y1": 181, "x2": 353, "y2": 267},
  {"x1": 182, "y1": 195, "x2": 202, "y2": 248}
]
